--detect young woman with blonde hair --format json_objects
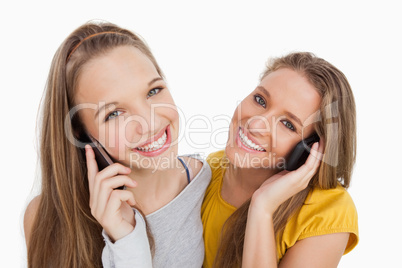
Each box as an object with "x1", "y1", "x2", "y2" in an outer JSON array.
[
  {"x1": 202, "y1": 52, "x2": 358, "y2": 267},
  {"x1": 23, "y1": 21, "x2": 211, "y2": 267}
]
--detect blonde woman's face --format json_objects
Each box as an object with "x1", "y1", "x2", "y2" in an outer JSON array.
[
  {"x1": 75, "y1": 46, "x2": 179, "y2": 169},
  {"x1": 225, "y1": 68, "x2": 321, "y2": 169}
]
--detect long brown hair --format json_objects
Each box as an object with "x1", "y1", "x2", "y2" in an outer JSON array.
[
  {"x1": 214, "y1": 52, "x2": 356, "y2": 267},
  {"x1": 27, "y1": 22, "x2": 162, "y2": 267}
]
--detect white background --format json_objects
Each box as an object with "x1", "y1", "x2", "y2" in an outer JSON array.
[{"x1": 1, "y1": 1, "x2": 401, "y2": 267}]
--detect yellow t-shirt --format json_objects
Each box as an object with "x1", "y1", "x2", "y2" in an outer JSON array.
[{"x1": 201, "y1": 150, "x2": 359, "y2": 267}]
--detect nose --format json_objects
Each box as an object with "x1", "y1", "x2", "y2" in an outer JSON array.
[
  {"x1": 124, "y1": 104, "x2": 162, "y2": 138},
  {"x1": 246, "y1": 114, "x2": 272, "y2": 137}
]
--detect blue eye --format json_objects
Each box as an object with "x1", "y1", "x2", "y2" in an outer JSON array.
[
  {"x1": 105, "y1": 111, "x2": 122, "y2": 121},
  {"x1": 254, "y1": 95, "x2": 266, "y2": 108},
  {"x1": 282, "y1": 120, "x2": 296, "y2": 131},
  {"x1": 147, "y1": 88, "x2": 163, "y2": 98}
]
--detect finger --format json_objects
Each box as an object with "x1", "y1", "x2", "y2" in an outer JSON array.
[
  {"x1": 305, "y1": 142, "x2": 320, "y2": 169},
  {"x1": 97, "y1": 163, "x2": 132, "y2": 180},
  {"x1": 310, "y1": 142, "x2": 323, "y2": 168},
  {"x1": 99, "y1": 175, "x2": 137, "y2": 190},
  {"x1": 126, "y1": 195, "x2": 136, "y2": 207},
  {"x1": 101, "y1": 190, "x2": 136, "y2": 241},
  {"x1": 103, "y1": 190, "x2": 136, "y2": 222},
  {"x1": 294, "y1": 142, "x2": 320, "y2": 184},
  {"x1": 311, "y1": 140, "x2": 324, "y2": 162},
  {"x1": 95, "y1": 176, "x2": 137, "y2": 218},
  {"x1": 92, "y1": 163, "x2": 131, "y2": 208},
  {"x1": 301, "y1": 142, "x2": 321, "y2": 181},
  {"x1": 85, "y1": 145, "x2": 99, "y2": 194}
]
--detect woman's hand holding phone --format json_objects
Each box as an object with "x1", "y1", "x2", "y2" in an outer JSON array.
[
  {"x1": 243, "y1": 141, "x2": 324, "y2": 267},
  {"x1": 85, "y1": 144, "x2": 138, "y2": 242},
  {"x1": 251, "y1": 140, "x2": 324, "y2": 216}
]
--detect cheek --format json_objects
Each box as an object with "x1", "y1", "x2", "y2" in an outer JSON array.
[
  {"x1": 112, "y1": 133, "x2": 130, "y2": 162},
  {"x1": 155, "y1": 94, "x2": 179, "y2": 121},
  {"x1": 160, "y1": 95, "x2": 179, "y2": 121},
  {"x1": 228, "y1": 108, "x2": 239, "y2": 136},
  {"x1": 97, "y1": 122, "x2": 126, "y2": 160},
  {"x1": 167, "y1": 107, "x2": 179, "y2": 124},
  {"x1": 160, "y1": 104, "x2": 179, "y2": 130},
  {"x1": 228, "y1": 101, "x2": 251, "y2": 137},
  {"x1": 235, "y1": 99, "x2": 256, "y2": 120},
  {"x1": 272, "y1": 137, "x2": 299, "y2": 159}
]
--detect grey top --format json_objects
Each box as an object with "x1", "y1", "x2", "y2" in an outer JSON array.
[
  {"x1": 102, "y1": 154, "x2": 211, "y2": 268},
  {"x1": 102, "y1": 210, "x2": 153, "y2": 267}
]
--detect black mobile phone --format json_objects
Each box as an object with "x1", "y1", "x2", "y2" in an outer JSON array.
[
  {"x1": 86, "y1": 134, "x2": 114, "y2": 171},
  {"x1": 285, "y1": 134, "x2": 320, "y2": 171},
  {"x1": 83, "y1": 133, "x2": 125, "y2": 190}
]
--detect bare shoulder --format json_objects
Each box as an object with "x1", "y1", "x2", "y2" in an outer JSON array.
[{"x1": 24, "y1": 195, "x2": 41, "y2": 244}]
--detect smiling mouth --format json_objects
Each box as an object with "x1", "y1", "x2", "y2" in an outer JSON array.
[
  {"x1": 239, "y1": 128, "x2": 266, "y2": 152},
  {"x1": 136, "y1": 128, "x2": 168, "y2": 152}
]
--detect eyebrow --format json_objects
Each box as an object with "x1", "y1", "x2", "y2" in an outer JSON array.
[
  {"x1": 256, "y1": 86, "x2": 303, "y2": 127},
  {"x1": 257, "y1": 86, "x2": 270, "y2": 98},
  {"x1": 94, "y1": 101, "x2": 118, "y2": 119},
  {"x1": 148, "y1": 77, "x2": 163, "y2": 86},
  {"x1": 285, "y1": 111, "x2": 303, "y2": 127}
]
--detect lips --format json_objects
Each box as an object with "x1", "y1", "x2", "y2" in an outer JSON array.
[
  {"x1": 132, "y1": 125, "x2": 172, "y2": 157},
  {"x1": 237, "y1": 127, "x2": 266, "y2": 152}
]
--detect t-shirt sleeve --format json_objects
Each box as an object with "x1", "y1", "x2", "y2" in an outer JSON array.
[
  {"x1": 102, "y1": 208, "x2": 153, "y2": 268},
  {"x1": 297, "y1": 186, "x2": 359, "y2": 254}
]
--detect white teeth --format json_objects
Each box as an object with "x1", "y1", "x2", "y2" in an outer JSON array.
[
  {"x1": 239, "y1": 129, "x2": 265, "y2": 152},
  {"x1": 136, "y1": 130, "x2": 168, "y2": 152}
]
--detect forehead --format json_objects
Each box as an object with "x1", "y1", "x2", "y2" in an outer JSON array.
[
  {"x1": 75, "y1": 46, "x2": 159, "y2": 104},
  {"x1": 260, "y1": 68, "x2": 322, "y2": 124}
]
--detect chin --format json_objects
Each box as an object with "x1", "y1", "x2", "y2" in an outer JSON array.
[
  {"x1": 224, "y1": 145, "x2": 252, "y2": 168},
  {"x1": 225, "y1": 145, "x2": 286, "y2": 170}
]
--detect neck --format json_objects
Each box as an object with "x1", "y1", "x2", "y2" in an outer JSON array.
[
  {"x1": 224, "y1": 163, "x2": 279, "y2": 198},
  {"x1": 126, "y1": 157, "x2": 187, "y2": 213}
]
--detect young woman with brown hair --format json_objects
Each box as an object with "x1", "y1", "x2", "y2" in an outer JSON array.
[
  {"x1": 202, "y1": 52, "x2": 358, "y2": 267},
  {"x1": 23, "y1": 21, "x2": 211, "y2": 267}
]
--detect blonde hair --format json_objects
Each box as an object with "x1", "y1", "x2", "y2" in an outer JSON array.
[
  {"x1": 214, "y1": 52, "x2": 356, "y2": 267},
  {"x1": 27, "y1": 22, "x2": 161, "y2": 267}
]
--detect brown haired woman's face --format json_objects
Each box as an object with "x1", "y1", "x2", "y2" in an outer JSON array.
[
  {"x1": 75, "y1": 46, "x2": 179, "y2": 168},
  {"x1": 225, "y1": 68, "x2": 321, "y2": 169}
]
